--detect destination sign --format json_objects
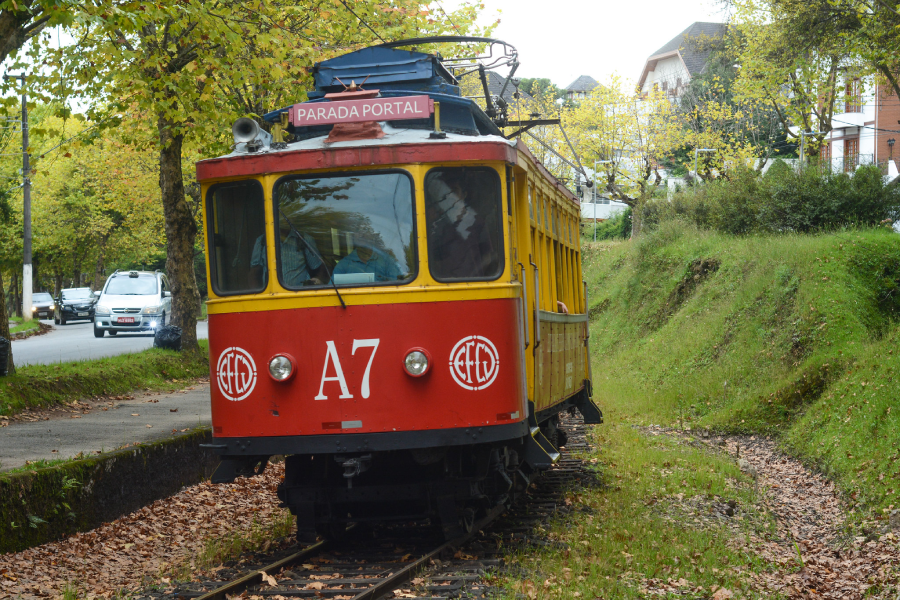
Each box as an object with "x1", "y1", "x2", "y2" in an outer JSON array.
[{"x1": 290, "y1": 96, "x2": 434, "y2": 127}]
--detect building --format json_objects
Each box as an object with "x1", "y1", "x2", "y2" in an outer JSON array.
[
  {"x1": 638, "y1": 22, "x2": 728, "y2": 98},
  {"x1": 817, "y1": 77, "x2": 900, "y2": 175},
  {"x1": 565, "y1": 75, "x2": 600, "y2": 101}
]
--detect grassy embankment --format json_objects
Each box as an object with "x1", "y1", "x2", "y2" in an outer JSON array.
[
  {"x1": 0, "y1": 341, "x2": 210, "y2": 418},
  {"x1": 489, "y1": 224, "x2": 900, "y2": 599},
  {"x1": 581, "y1": 223, "x2": 900, "y2": 514}
]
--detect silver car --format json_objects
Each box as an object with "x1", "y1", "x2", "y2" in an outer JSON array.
[{"x1": 93, "y1": 271, "x2": 172, "y2": 338}]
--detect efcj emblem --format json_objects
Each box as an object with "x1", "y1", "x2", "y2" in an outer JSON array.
[
  {"x1": 216, "y1": 347, "x2": 257, "y2": 401},
  {"x1": 449, "y1": 336, "x2": 499, "y2": 391}
]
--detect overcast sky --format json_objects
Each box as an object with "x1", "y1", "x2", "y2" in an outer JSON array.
[{"x1": 440, "y1": 0, "x2": 731, "y2": 88}]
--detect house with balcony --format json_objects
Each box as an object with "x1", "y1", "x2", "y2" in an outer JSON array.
[
  {"x1": 817, "y1": 77, "x2": 899, "y2": 175},
  {"x1": 638, "y1": 22, "x2": 727, "y2": 98}
]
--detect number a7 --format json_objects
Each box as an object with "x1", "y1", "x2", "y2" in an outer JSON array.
[{"x1": 314, "y1": 339, "x2": 380, "y2": 400}]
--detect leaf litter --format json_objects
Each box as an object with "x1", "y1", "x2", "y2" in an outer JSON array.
[{"x1": 0, "y1": 463, "x2": 287, "y2": 599}]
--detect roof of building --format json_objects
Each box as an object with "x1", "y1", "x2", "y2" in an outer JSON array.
[
  {"x1": 484, "y1": 70, "x2": 535, "y2": 103},
  {"x1": 637, "y1": 22, "x2": 727, "y2": 90},
  {"x1": 565, "y1": 75, "x2": 600, "y2": 93},
  {"x1": 651, "y1": 22, "x2": 727, "y2": 74}
]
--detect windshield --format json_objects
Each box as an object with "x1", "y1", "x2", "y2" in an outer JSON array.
[
  {"x1": 33, "y1": 293, "x2": 52, "y2": 302},
  {"x1": 274, "y1": 172, "x2": 416, "y2": 288},
  {"x1": 61, "y1": 289, "x2": 92, "y2": 300},
  {"x1": 105, "y1": 275, "x2": 158, "y2": 295}
]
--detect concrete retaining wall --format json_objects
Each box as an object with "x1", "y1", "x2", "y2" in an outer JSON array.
[{"x1": 0, "y1": 427, "x2": 218, "y2": 554}]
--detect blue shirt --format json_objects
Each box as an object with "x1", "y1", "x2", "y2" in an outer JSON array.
[
  {"x1": 333, "y1": 248, "x2": 402, "y2": 282},
  {"x1": 250, "y1": 231, "x2": 323, "y2": 287}
]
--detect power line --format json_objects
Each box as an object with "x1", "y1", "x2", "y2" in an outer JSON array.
[
  {"x1": 433, "y1": 1, "x2": 461, "y2": 34},
  {"x1": 337, "y1": 0, "x2": 386, "y2": 44}
]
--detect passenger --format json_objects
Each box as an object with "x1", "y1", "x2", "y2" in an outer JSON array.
[
  {"x1": 250, "y1": 221, "x2": 327, "y2": 287},
  {"x1": 333, "y1": 244, "x2": 402, "y2": 282}
]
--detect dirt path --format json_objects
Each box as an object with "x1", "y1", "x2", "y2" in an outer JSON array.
[{"x1": 705, "y1": 433, "x2": 900, "y2": 598}]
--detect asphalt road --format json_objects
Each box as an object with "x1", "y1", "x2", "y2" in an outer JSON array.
[{"x1": 10, "y1": 319, "x2": 209, "y2": 367}]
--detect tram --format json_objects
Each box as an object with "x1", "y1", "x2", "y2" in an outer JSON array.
[{"x1": 198, "y1": 38, "x2": 602, "y2": 540}]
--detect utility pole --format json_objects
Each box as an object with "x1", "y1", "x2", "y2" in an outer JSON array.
[{"x1": 5, "y1": 73, "x2": 30, "y2": 321}]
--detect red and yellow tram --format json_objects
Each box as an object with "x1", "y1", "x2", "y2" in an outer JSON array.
[{"x1": 198, "y1": 40, "x2": 602, "y2": 539}]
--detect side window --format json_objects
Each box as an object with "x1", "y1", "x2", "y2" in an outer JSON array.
[
  {"x1": 207, "y1": 180, "x2": 267, "y2": 295},
  {"x1": 425, "y1": 167, "x2": 504, "y2": 282}
]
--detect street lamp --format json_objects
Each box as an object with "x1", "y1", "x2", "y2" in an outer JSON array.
[
  {"x1": 694, "y1": 148, "x2": 716, "y2": 180},
  {"x1": 592, "y1": 159, "x2": 614, "y2": 242},
  {"x1": 889, "y1": 138, "x2": 896, "y2": 160}
]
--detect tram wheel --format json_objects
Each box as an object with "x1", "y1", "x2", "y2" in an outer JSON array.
[{"x1": 315, "y1": 520, "x2": 349, "y2": 541}]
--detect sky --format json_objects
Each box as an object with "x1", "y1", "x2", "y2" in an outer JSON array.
[{"x1": 440, "y1": 0, "x2": 731, "y2": 88}]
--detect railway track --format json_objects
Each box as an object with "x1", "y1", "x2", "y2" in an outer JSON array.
[{"x1": 146, "y1": 418, "x2": 597, "y2": 600}]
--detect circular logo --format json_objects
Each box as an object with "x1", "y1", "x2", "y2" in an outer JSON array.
[
  {"x1": 449, "y1": 335, "x2": 500, "y2": 391},
  {"x1": 216, "y1": 347, "x2": 257, "y2": 401}
]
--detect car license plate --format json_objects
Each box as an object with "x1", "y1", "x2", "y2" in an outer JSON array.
[
  {"x1": 77, "y1": 312, "x2": 88, "y2": 317},
  {"x1": 118, "y1": 317, "x2": 135, "y2": 323}
]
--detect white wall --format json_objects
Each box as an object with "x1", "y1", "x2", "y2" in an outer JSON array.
[{"x1": 641, "y1": 55, "x2": 690, "y2": 95}]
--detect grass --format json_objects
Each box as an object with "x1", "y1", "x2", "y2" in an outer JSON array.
[
  {"x1": 9, "y1": 315, "x2": 41, "y2": 335},
  {"x1": 491, "y1": 398, "x2": 780, "y2": 598},
  {"x1": 0, "y1": 341, "x2": 210, "y2": 418},
  {"x1": 582, "y1": 221, "x2": 900, "y2": 516}
]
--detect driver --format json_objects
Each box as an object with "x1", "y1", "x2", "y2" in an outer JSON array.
[
  {"x1": 250, "y1": 221, "x2": 328, "y2": 287},
  {"x1": 333, "y1": 242, "x2": 401, "y2": 282}
]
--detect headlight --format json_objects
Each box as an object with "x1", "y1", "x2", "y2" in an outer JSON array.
[
  {"x1": 268, "y1": 354, "x2": 296, "y2": 382},
  {"x1": 142, "y1": 306, "x2": 159, "y2": 314},
  {"x1": 403, "y1": 349, "x2": 430, "y2": 377},
  {"x1": 31, "y1": 306, "x2": 37, "y2": 311},
  {"x1": 95, "y1": 305, "x2": 110, "y2": 315}
]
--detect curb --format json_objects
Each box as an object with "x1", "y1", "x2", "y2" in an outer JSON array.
[{"x1": 0, "y1": 427, "x2": 218, "y2": 554}]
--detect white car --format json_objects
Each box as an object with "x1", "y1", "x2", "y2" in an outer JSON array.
[{"x1": 93, "y1": 271, "x2": 172, "y2": 338}]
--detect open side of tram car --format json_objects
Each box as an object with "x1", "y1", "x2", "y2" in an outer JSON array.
[{"x1": 197, "y1": 42, "x2": 603, "y2": 539}]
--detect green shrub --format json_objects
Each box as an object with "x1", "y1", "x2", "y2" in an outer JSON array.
[
  {"x1": 585, "y1": 208, "x2": 632, "y2": 241},
  {"x1": 645, "y1": 164, "x2": 900, "y2": 235}
]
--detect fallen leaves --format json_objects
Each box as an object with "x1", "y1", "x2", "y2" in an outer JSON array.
[{"x1": 0, "y1": 463, "x2": 289, "y2": 599}]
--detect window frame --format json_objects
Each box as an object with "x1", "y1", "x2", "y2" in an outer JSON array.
[
  {"x1": 205, "y1": 179, "x2": 269, "y2": 297},
  {"x1": 424, "y1": 166, "x2": 506, "y2": 284},
  {"x1": 272, "y1": 168, "x2": 418, "y2": 291}
]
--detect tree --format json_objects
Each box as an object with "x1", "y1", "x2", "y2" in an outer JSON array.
[
  {"x1": 49, "y1": 0, "x2": 486, "y2": 352},
  {"x1": 731, "y1": 0, "x2": 858, "y2": 153},
  {"x1": 564, "y1": 77, "x2": 683, "y2": 235}
]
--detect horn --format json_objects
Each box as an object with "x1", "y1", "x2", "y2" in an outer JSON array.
[{"x1": 232, "y1": 117, "x2": 260, "y2": 143}]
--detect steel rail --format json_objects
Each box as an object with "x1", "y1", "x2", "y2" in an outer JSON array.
[
  {"x1": 193, "y1": 539, "x2": 329, "y2": 600},
  {"x1": 349, "y1": 502, "x2": 507, "y2": 600}
]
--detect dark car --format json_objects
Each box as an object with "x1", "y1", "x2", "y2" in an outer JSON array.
[
  {"x1": 31, "y1": 292, "x2": 54, "y2": 319},
  {"x1": 54, "y1": 288, "x2": 97, "y2": 325}
]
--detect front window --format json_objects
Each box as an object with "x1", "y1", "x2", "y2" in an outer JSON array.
[
  {"x1": 425, "y1": 167, "x2": 504, "y2": 281},
  {"x1": 62, "y1": 289, "x2": 92, "y2": 301},
  {"x1": 274, "y1": 172, "x2": 416, "y2": 288},
  {"x1": 206, "y1": 180, "x2": 267, "y2": 295},
  {"x1": 33, "y1": 293, "x2": 52, "y2": 302},
  {"x1": 105, "y1": 274, "x2": 158, "y2": 295}
]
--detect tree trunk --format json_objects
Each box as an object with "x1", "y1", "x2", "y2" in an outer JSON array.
[
  {"x1": 53, "y1": 272, "x2": 62, "y2": 297},
  {"x1": 92, "y1": 239, "x2": 108, "y2": 291},
  {"x1": 11, "y1": 270, "x2": 20, "y2": 318},
  {"x1": 0, "y1": 269, "x2": 15, "y2": 375},
  {"x1": 158, "y1": 114, "x2": 200, "y2": 351},
  {"x1": 631, "y1": 203, "x2": 643, "y2": 239}
]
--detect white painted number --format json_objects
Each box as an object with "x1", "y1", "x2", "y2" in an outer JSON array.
[
  {"x1": 315, "y1": 338, "x2": 380, "y2": 400},
  {"x1": 351, "y1": 339, "x2": 380, "y2": 399}
]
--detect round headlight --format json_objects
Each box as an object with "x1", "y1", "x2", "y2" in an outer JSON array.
[
  {"x1": 268, "y1": 354, "x2": 295, "y2": 382},
  {"x1": 403, "y1": 349, "x2": 430, "y2": 377}
]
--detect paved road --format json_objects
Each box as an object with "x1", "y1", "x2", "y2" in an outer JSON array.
[
  {"x1": 10, "y1": 319, "x2": 209, "y2": 367},
  {"x1": 0, "y1": 385, "x2": 212, "y2": 471}
]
